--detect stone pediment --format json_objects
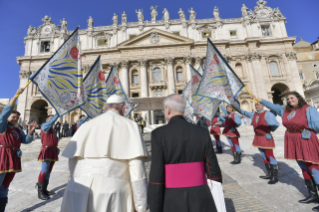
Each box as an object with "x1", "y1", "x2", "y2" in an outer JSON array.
[{"x1": 117, "y1": 28, "x2": 193, "y2": 49}]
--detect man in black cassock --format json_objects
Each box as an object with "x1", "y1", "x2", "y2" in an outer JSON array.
[{"x1": 148, "y1": 94, "x2": 222, "y2": 212}]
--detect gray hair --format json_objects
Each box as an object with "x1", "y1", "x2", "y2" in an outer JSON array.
[
  {"x1": 164, "y1": 94, "x2": 186, "y2": 113},
  {"x1": 106, "y1": 103, "x2": 124, "y2": 111}
]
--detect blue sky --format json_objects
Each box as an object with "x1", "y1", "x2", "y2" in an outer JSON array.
[{"x1": 0, "y1": 0, "x2": 318, "y2": 99}]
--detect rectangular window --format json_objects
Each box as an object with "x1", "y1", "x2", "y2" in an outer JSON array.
[
  {"x1": 316, "y1": 72, "x2": 319, "y2": 79},
  {"x1": 230, "y1": 31, "x2": 237, "y2": 38},
  {"x1": 261, "y1": 26, "x2": 272, "y2": 37},
  {"x1": 97, "y1": 39, "x2": 108, "y2": 46},
  {"x1": 132, "y1": 75, "x2": 139, "y2": 84},
  {"x1": 132, "y1": 93, "x2": 139, "y2": 98},
  {"x1": 40, "y1": 41, "x2": 50, "y2": 53},
  {"x1": 129, "y1": 34, "x2": 137, "y2": 39},
  {"x1": 178, "y1": 90, "x2": 183, "y2": 95},
  {"x1": 202, "y1": 32, "x2": 211, "y2": 38},
  {"x1": 172, "y1": 31, "x2": 180, "y2": 36},
  {"x1": 316, "y1": 43, "x2": 319, "y2": 49},
  {"x1": 176, "y1": 72, "x2": 183, "y2": 81},
  {"x1": 299, "y1": 73, "x2": 304, "y2": 80},
  {"x1": 310, "y1": 55, "x2": 314, "y2": 59}
]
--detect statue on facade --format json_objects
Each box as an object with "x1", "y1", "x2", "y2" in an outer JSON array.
[
  {"x1": 150, "y1": 6, "x2": 158, "y2": 22},
  {"x1": 112, "y1": 13, "x2": 119, "y2": 25},
  {"x1": 87, "y1": 16, "x2": 94, "y2": 28},
  {"x1": 42, "y1": 15, "x2": 52, "y2": 25},
  {"x1": 60, "y1": 18, "x2": 68, "y2": 31},
  {"x1": 178, "y1": 8, "x2": 186, "y2": 21},
  {"x1": 256, "y1": 0, "x2": 267, "y2": 9},
  {"x1": 27, "y1": 25, "x2": 37, "y2": 36},
  {"x1": 241, "y1": 4, "x2": 249, "y2": 17},
  {"x1": 163, "y1": 8, "x2": 170, "y2": 21},
  {"x1": 272, "y1": 7, "x2": 283, "y2": 18},
  {"x1": 188, "y1": 8, "x2": 196, "y2": 21},
  {"x1": 136, "y1": 9, "x2": 144, "y2": 23},
  {"x1": 122, "y1": 11, "x2": 127, "y2": 24},
  {"x1": 213, "y1": 6, "x2": 220, "y2": 19}
]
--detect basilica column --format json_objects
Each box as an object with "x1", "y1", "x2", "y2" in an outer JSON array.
[
  {"x1": 247, "y1": 53, "x2": 267, "y2": 99},
  {"x1": 138, "y1": 59, "x2": 149, "y2": 125},
  {"x1": 286, "y1": 52, "x2": 305, "y2": 97},
  {"x1": 120, "y1": 60, "x2": 129, "y2": 94},
  {"x1": 17, "y1": 70, "x2": 32, "y2": 125},
  {"x1": 164, "y1": 57, "x2": 175, "y2": 94},
  {"x1": 183, "y1": 56, "x2": 193, "y2": 81}
]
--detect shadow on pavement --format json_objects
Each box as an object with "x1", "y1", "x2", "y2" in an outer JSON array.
[
  {"x1": 225, "y1": 198, "x2": 236, "y2": 212},
  {"x1": 23, "y1": 183, "x2": 67, "y2": 212},
  {"x1": 249, "y1": 153, "x2": 308, "y2": 196}
]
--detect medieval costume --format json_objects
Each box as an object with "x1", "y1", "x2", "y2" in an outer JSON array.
[
  {"x1": 61, "y1": 95, "x2": 149, "y2": 212},
  {"x1": 220, "y1": 105, "x2": 242, "y2": 164},
  {"x1": 149, "y1": 115, "x2": 222, "y2": 212},
  {"x1": 37, "y1": 114, "x2": 59, "y2": 200},
  {"x1": 241, "y1": 108, "x2": 280, "y2": 184},
  {"x1": 210, "y1": 115, "x2": 225, "y2": 154},
  {"x1": 262, "y1": 100, "x2": 319, "y2": 209},
  {"x1": 0, "y1": 105, "x2": 34, "y2": 210}
]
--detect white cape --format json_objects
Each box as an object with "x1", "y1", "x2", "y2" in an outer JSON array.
[{"x1": 62, "y1": 110, "x2": 148, "y2": 160}]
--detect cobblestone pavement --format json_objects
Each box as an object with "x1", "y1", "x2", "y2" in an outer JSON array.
[{"x1": 5, "y1": 125, "x2": 316, "y2": 211}]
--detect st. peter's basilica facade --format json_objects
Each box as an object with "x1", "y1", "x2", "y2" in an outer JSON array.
[{"x1": 16, "y1": 0, "x2": 303, "y2": 125}]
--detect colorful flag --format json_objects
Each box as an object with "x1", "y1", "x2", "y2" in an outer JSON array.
[
  {"x1": 190, "y1": 65, "x2": 220, "y2": 121},
  {"x1": 196, "y1": 39, "x2": 244, "y2": 111},
  {"x1": 197, "y1": 65, "x2": 203, "y2": 75},
  {"x1": 105, "y1": 66, "x2": 135, "y2": 117},
  {"x1": 182, "y1": 81, "x2": 194, "y2": 123},
  {"x1": 30, "y1": 28, "x2": 86, "y2": 116},
  {"x1": 80, "y1": 56, "x2": 107, "y2": 118}
]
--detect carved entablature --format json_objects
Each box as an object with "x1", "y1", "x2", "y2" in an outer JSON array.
[
  {"x1": 245, "y1": 52, "x2": 262, "y2": 61},
  {"x1": 223, "y1": 54, "x2": 232, "y2": 63},
  {"x1": 285, "y1": 52, "x2": 297, "y2": 61},
  {"x1": 82, "y1": 64, "x2": 91, "y2": 74},
  {"x1": 19, "y1": 70, "x2": 32, "y2": 79}
]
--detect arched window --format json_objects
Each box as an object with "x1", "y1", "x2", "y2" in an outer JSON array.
[
  {"x1": 235, "y1": 63, "x2": 244, "y2": 78},
  {"x1": 269, "y1": 61, "x2": 280, "y2": 76},
  {"x1": 176, "y1": 66, "x2": 183, "y2": 82},
  {"x1": 131, "y1": 70, "x2": 139, "y2": 84},
  {"x1": 153, "y1": 67, "x2": 162, "y2": 82}
]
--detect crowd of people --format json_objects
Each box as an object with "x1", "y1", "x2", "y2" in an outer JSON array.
[{"x1": 0, "y1": 87, "x2": 319, "y2": 212}]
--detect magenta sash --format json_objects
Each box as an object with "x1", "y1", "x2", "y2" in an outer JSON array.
[{"x1": 165, "y1": 161, "x2": 207, "y2": 188}]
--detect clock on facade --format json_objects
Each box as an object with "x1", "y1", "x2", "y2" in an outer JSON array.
[
  {"x1": 258, "y1": 9, "x2": 269, "y2": 18},
  {"x1": 42, "y1": 26, "x2": 52, "y2": 34}
]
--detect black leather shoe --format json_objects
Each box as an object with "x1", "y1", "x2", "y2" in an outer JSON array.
[
  {"x1": 216, "y1": 146, "x2": 223, "y2": 154},
  {"x1": 313, "y1": 205, "x2": 319, "y2": 211},
  {"x1": 36, "y1": 182, "x2": 50, "y2": 200},
  {"x1": 299, "y1": 179, "x2": 319, "y2": 204},
  {"x1": 268, "y1": 164, "x2": 279, "y2": 184},
  {"x1": 260, "y1": 163, "x2": 271, "y2": 179},
  {"x1": 0, "y1": 197, "x2": 7, "y2": 212},
  {"x1": 44, "y1": 180, "x2": 56, "y2": 196}
]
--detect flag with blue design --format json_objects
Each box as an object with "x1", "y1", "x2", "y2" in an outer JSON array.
[
  {"x1": 190, "y1": 65, "x2": 220, "y2": 121},
  {"x1": 182, "y1": 81, "x2": 194, "y2": 123},
  {"x1": 80, "y1": 56, "x2": 107, "y2": 118},
  {"x1": 105, "y1": 67, "x2": 135, "y2": 117},
  {"x1": 30, "y1": 28, "x2": 86, "y2": 116},
  {"x1": 196, "y1": 39, "x2": 244, "y2": 111}
]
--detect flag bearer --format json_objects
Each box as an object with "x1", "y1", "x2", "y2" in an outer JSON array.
[
  {"x1": 0, "y1": 88, "x2": 36, "y2": 211},
  {"x1": 37, "y1": 113, "x2": 59, "y2": 200},
  {"x1": 220, "y1": 105, "x2": 242, "y2": 164},
  {"x1": 210, "y1": 112, "x2": 225, "y2": 154},
  {"x1": 240, "y1": 102, "x2": 280, "y2": 184}
]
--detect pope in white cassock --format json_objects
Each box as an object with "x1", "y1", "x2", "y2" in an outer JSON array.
[{"x1": 61, "y1": 94, "x2": 149, "y2": 212}]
